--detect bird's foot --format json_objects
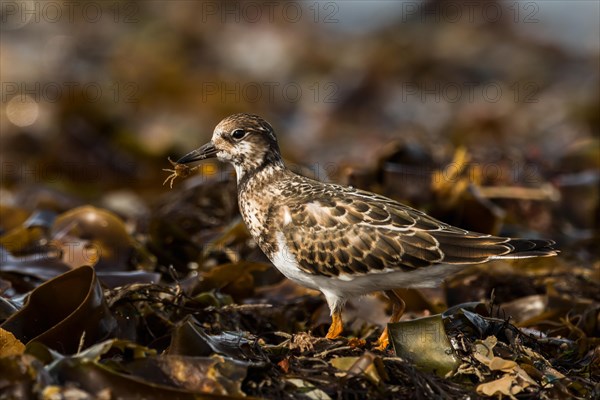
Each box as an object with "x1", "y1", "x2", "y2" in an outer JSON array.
[
  {"x1": 325, "y1": 311, "x2": 344, "y2": 339},
  {"x1": 373, "y1": 328, "x2": 390, "y2": 351}
]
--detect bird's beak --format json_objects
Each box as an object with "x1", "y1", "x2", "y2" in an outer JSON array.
[{"x1": 177, "y1": 141, "x2": 218, "y2": 164}]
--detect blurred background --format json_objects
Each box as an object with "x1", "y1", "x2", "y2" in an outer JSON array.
[
  {"x1": 1, "y1": 3, "x2": 599, "y2": 397},
  {"x1": 1, "y1": 0, "x2": 599, "y2": 263}
]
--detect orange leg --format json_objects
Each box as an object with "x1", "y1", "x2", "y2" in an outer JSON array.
[
  {"x1": 375, "y1": 289, "x2": 406, "y2": 350},
  {"x1": 326, "y1": 309, "x2": 344, "y2": 339}
]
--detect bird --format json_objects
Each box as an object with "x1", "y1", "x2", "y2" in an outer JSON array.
[{"x1": 173, "y1": 113, "x2": 558, "y2": 349}]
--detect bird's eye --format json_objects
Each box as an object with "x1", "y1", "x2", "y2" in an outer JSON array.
[{"x1": 231, "y1": 129, "x2": 246, "y2": 140}]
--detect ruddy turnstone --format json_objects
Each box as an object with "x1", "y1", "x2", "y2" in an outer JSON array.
[{"x1": 172, "y1": 113, "x2": 557, "y2": 349}]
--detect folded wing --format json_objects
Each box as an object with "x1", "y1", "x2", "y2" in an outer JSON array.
[{"x1": 279, "y1": 183, "x2": 556, "y2": 277}]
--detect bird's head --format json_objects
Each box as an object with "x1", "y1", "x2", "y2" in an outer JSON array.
[{"x1": 177, "y1": 113, "x2": 283, "y2": 178}]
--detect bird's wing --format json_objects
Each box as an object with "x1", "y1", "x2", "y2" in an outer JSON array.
[{"x1": 279, "y1": 183, "x2": 553, "y2": 277}]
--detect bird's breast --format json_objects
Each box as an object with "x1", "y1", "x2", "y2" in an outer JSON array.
[{"x1": 238, "y1": 182, "x2": 283, "y2": 258}]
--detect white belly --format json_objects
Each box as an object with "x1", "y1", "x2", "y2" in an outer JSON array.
[
  {"x1": 270, "y1": 232, "x2": 322, "y2": 291},
  {"x1": 269, "y1": 232, "x2": 464, "y2": 300}
]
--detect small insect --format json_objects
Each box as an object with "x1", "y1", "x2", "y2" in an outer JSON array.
[{"x1": 162, "y1": 157, "x2": 198, "y2": 188}]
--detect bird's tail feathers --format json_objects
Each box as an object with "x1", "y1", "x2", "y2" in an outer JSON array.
[{"x1": 490, "y1": 238, "x2": 558, "y2": 260}]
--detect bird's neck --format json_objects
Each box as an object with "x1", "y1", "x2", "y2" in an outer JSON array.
[{"x1": 235, "y1": 155, "x2": 286, "y2": 191}]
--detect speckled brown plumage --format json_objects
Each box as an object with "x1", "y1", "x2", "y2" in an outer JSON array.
[
  {"x1": 273, "y1": 176, "x2": 555, "y2": 277},
  {"x1": 176, "y1": 113, "x2": 558, "y2": 348}
]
